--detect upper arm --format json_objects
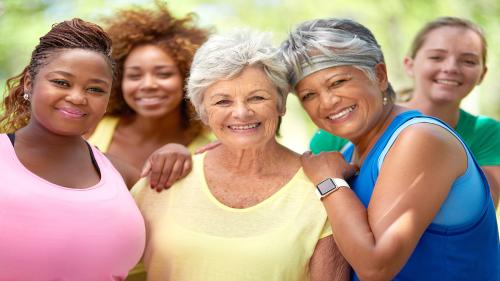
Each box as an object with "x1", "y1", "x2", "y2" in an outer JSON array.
[
  {"x1": 481, "y1": 165, "x2": 500, "y2": 208},
  {"x1": 106, "y1": 153, "x2": 140, "y2": 189},
  {"x1": 366, "y1": 124, "x2": 467, "y2": 274},
  {"x1": 310, "y1": 235, "x2": 350, "y2": 281}
]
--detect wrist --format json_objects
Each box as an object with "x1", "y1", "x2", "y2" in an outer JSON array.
[{"x1": 316, "y1": 177, "x2": 350, "y2": 199}]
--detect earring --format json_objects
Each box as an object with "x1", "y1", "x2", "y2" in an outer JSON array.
[
  {"x1": 23, "y1": 92, "x2": 30, "y2": 101},
  {"x1": 382, "y1": 96, "x2": 388, "y2": 106}
]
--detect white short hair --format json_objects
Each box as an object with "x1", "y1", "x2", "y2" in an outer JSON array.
[{"x1": 186, "y1": 29, "x2": 289, "y2": 122}]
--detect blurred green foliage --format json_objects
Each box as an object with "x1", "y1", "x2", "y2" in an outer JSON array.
[{"x1": 1, "y1": 0, "x2": 499, "y2": 143}]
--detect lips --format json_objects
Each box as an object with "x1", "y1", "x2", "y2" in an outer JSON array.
[
  {"x1": 327, "y1": 105, "x2": 356, "y2": 121},
  {"x1": 135, "y1": 96, "x2": 167, "y2": 106},
  {"x1": 58, "y1": 107, "x2": 86, "y2": 119},
  {"x1": 227, "y1": 122, "x2": 261, "y2": 131},
  {"x1": 435, "y1": 79, "x2": 461, "y2": 86}
]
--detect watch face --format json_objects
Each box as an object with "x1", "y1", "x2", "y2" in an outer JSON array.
[{"x1": 317, "y1": 178, "x2": 336, "y2": 196}]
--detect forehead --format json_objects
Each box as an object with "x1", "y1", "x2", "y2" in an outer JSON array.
[
  {"x1": 205, "y1": 66, "x2": 276, "y2": 96},
  {"x1": 295, "y1": 65, "x2": 365, "y2": 89},
  {"x1": 420, "y1": 26, "x2": 483, "y2": 54},
  {"x1": 40, "y1": 49, "x2": 112, "y2": 79},
  {"x1": 125, "y1": 44, "x2": 175, "y2": 66}
]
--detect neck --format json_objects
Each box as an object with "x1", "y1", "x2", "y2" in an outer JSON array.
[
  {"x1": 209, "y1": 138, "x2": 290, "y2": 175},
  {"x1": 351, "y1": 104, "x2": 400, "y2": 165},
  {"x1": 16, "y1": 120, "x2": 85, "y2": 151},
  {"x1": 123, "y1": 108, "x2": 189, "y2": 142},
  {"x1": 405, "y1": 94, "x2": 460, "y2": 127}
]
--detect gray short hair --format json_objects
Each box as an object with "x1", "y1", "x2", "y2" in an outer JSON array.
[
  {"x1": 280, "y1": 18, "x2": 395, "y2": 101},
  {"x1": 187, "y1": 29, "x2": 289, "y2": 122}
]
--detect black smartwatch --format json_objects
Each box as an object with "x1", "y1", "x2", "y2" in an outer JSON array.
[{"x1": 316, "y1": 178, "x2": 350, "y2": 199}]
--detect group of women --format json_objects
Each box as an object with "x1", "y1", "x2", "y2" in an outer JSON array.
[{"x1": 0, "y1": 2, "x2": 498, "y2": 280}]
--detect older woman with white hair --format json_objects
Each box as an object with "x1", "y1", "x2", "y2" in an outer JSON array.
[
  {"x1": 281, "y1": 18, "x2": 499, "y2": 281},
  {"x1": 131, "y1": 30, "x2": 349, "y2": 281}
]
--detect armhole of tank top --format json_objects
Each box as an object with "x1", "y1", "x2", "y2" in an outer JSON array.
[
  {"x1": 7, "y1": 133, "x2": 15, "y2": 145},
  {"x1": 375, "y1": 117, "x2": 486, "y2": 228}
]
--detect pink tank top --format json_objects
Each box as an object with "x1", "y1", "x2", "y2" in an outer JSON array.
[{"x1": 0, "y1": 134, "x2": 145, "y2": 281}]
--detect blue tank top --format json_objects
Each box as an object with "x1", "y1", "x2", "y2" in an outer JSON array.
[{"x1": 342, "y1": 111, "x2": 499, "y2": 281}]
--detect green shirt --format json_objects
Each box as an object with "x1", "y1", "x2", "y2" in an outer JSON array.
[{"x1": 309, "y1": 109, "x2": 500, "y2": 166}]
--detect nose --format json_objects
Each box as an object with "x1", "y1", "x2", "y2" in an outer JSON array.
[
  {"x1": 65, "y1": 89, "x2": 86, "y2": 105},
  {"x1": 442, "y1": 57, "x2": 459, "y2": 74},
  {"x1": 140, "y1": 74, "x2": 158, "y2": 90},
  {"x1": 319, "y1": 90, "x2": 341, "y2": 111},
  {"x1": 232, "y1": 101, "x2": 254, "y2": 119}
]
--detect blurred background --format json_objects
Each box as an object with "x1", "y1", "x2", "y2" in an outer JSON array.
[{"x1": 1, "y1": 0, "x2": 499, "y2": 152}]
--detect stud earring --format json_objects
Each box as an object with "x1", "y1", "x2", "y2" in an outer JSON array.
[
  {"x1": 382, "y1": 96, "x2": 388, "y2": 106},
  {"x1": 23, "y1": 92, "x2": 30, "y2": 101}
]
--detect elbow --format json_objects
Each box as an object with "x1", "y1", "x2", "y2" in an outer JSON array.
[{"x1": 356, "y1": 267, "x2": 395, "y2": 281}]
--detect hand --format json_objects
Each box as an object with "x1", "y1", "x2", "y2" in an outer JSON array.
[
  {"x1": 300, "y1": 151, "x2": 358, "y2": 185},
  {"x1": 141, "y1": 143, "x2": 192, "y2": 192},
  {"x1": 194, "y1": 140, "x2": 221, "y2": 154}
]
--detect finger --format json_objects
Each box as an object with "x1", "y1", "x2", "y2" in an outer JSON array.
[
  {"x1": 154, "y1": 156, "x2": 175, "y2": 190},
  {"x1": 180, "y1": 158, "x2": 192, "y2": 178},
  {"x1": 149, "y1": 155, "x2": 168, "y2": 188},
  {"x1": 194, "y1": 141, "x2": 221, "y2": 154},
  {"x1": 140, "y1": 159, "x2": 152, "y2": 177},
  {"x1": 165, "y1": 158, "x2": 184, "y2": 187}
]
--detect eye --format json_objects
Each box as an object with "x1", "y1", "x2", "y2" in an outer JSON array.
[
  {"x1": 157, "y1": 72, "x2": 174, "y2": 78},
  {"x1": 248, "y1": 95, "x2": 266, "y2": 102},
  {"x1": 330, "y1": 79, "x2": 347, "y2": 88},
  {"x1": 50, "y1": 79, "x2": 70, "y2": 87},
  {"x1": 428, "y1": 56, "x2": 443, "y2": 61},
  {"x1": 87, "y1": 87, "x2": 107, "y2": 94},
  {"x1": 300, "y1": 92, "x2": 316, "y2": 102},
  {"x1": 214, "y1": 99, "x2": 231, "y2": 106},
  {"x1": 125, "y1": 74, "x2": 141, "y2": 80},
  {"x1": 462, "y1": 59, "x2": 479, "y2": 66}
]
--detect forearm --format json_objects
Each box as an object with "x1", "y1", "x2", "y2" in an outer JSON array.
[{"x1": 321, "y1": 189, "x2": 409, "y2": 281}]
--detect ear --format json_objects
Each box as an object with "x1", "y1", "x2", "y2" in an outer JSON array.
[
  {"x1": 375, "y1": 63, "x2": 389, "y2": 92},
  {"x1": 23, "y1": 72, "x2": 33, "y2": 94},
  {"x1": 477, "y1": 66, "x2": 488, "y2": 85},
  {"x1": 403, "y1": 56, "x2": 415, "y2": 77}
]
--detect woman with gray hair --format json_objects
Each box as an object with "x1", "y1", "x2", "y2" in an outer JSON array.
[
  {"x1": 281, "y1": 18, "x2": 499, "y2": 281},
  {"x1": 131, "y1": 29, "x2": 349, "y2": 281}
]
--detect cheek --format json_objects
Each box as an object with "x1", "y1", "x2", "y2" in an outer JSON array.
[{"x1": 160, "y1": 77, "x2": 184, "y2": 94}]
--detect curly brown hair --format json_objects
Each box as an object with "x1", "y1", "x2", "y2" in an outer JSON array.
[
  {"x1": 0, "y1": 18, "x2": 114, "y2": 133},
  {"x1": 103, "y1": 2, "x2": 209, "y2": 132}
]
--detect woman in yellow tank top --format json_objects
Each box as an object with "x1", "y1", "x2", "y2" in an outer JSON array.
[{"x1": 87, "y1": 2, "x2": 213, "y2": 192}]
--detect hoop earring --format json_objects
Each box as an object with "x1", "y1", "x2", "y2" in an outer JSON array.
[{"x1": 23, "y1": 92, "x2": 31, "y2": 101}]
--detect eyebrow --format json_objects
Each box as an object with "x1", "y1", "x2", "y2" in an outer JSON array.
[
  {"x1": 124, "y1": 65, "x2": 177, "y2": 70},
  {"x1": 48, "y1": 71, "x2": 110, "y2": 86},
  {"x1": 425, "y1": 49, "x2": 480, "y2": 56}
]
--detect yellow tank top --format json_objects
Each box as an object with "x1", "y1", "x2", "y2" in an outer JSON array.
[
  {"x1": 88, "y1": 116, "x2": 214, "y2": 280},
  {"x1": 87, "y1": 116, "x2": 214, "y2": 153},
  {"x1": 132, "y1": 153, "x2": 332, "y2": 281}
]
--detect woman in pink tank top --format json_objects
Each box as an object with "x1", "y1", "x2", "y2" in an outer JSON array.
[{"x1": 0, "y1": 19, "x2": 146, "y2": 281}]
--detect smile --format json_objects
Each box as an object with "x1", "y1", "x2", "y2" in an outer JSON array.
[
  {"x1": 135, "y1": 96, "x2": 167, "y2": 106},
  {"x1": 228, "y1": 122, "x2": 261, "y2": 130},
  {"x1": 435, "y1": 79, "x2": 461, "y2": 86},
  {"x1": 327, "y1": 105, "x2": 356, "y2": 121},
  {"x1": 58, "y1": 107, "x2": 86, "y2": 119}
]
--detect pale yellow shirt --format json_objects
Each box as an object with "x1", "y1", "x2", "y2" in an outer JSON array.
[
  {"x1": 87, "y1": 116, "x2": 214, "y2": 153},
  {"x1": 132, "y1": 153, "x2": 332, "y2": 281}
]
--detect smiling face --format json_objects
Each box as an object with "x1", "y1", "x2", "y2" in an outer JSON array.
[
  {"x1": 122, "y1": 44, "x2": 184, "y2": 118},
  {"x1": 404, "y1": 26, "x2": 486, "y2": 106},
  {"x1": 295, "y1": 65, "x2": 388, "y2": 142},
  {"x1": 202, "y1": 66, "x2": 281, "y2": 150},
  {"x1": 28, "y1": 49, "x2": 112, "y2": 136}
]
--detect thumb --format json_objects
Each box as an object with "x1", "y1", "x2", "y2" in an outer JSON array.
[{"x1": 140, "y1": 159, "x2": 151, "y2": 177}]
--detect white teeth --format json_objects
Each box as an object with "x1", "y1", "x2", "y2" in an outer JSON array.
[
  {"x1": 228, "y1": 123, "x2": 260, "y2": 130},
  {"x1": 136, "y1": 97, "x2": 164, "y2": 106},
  {"x1": 436, "y1": 79, "x2": 460, "y2": 86},
  {"x1": 328, "y1": 105, "x2": 355, "y2": 120}
]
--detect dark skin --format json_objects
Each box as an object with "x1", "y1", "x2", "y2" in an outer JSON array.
[{"x1": 16, "y1": 49, "x2": 139, "y2": 189}]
